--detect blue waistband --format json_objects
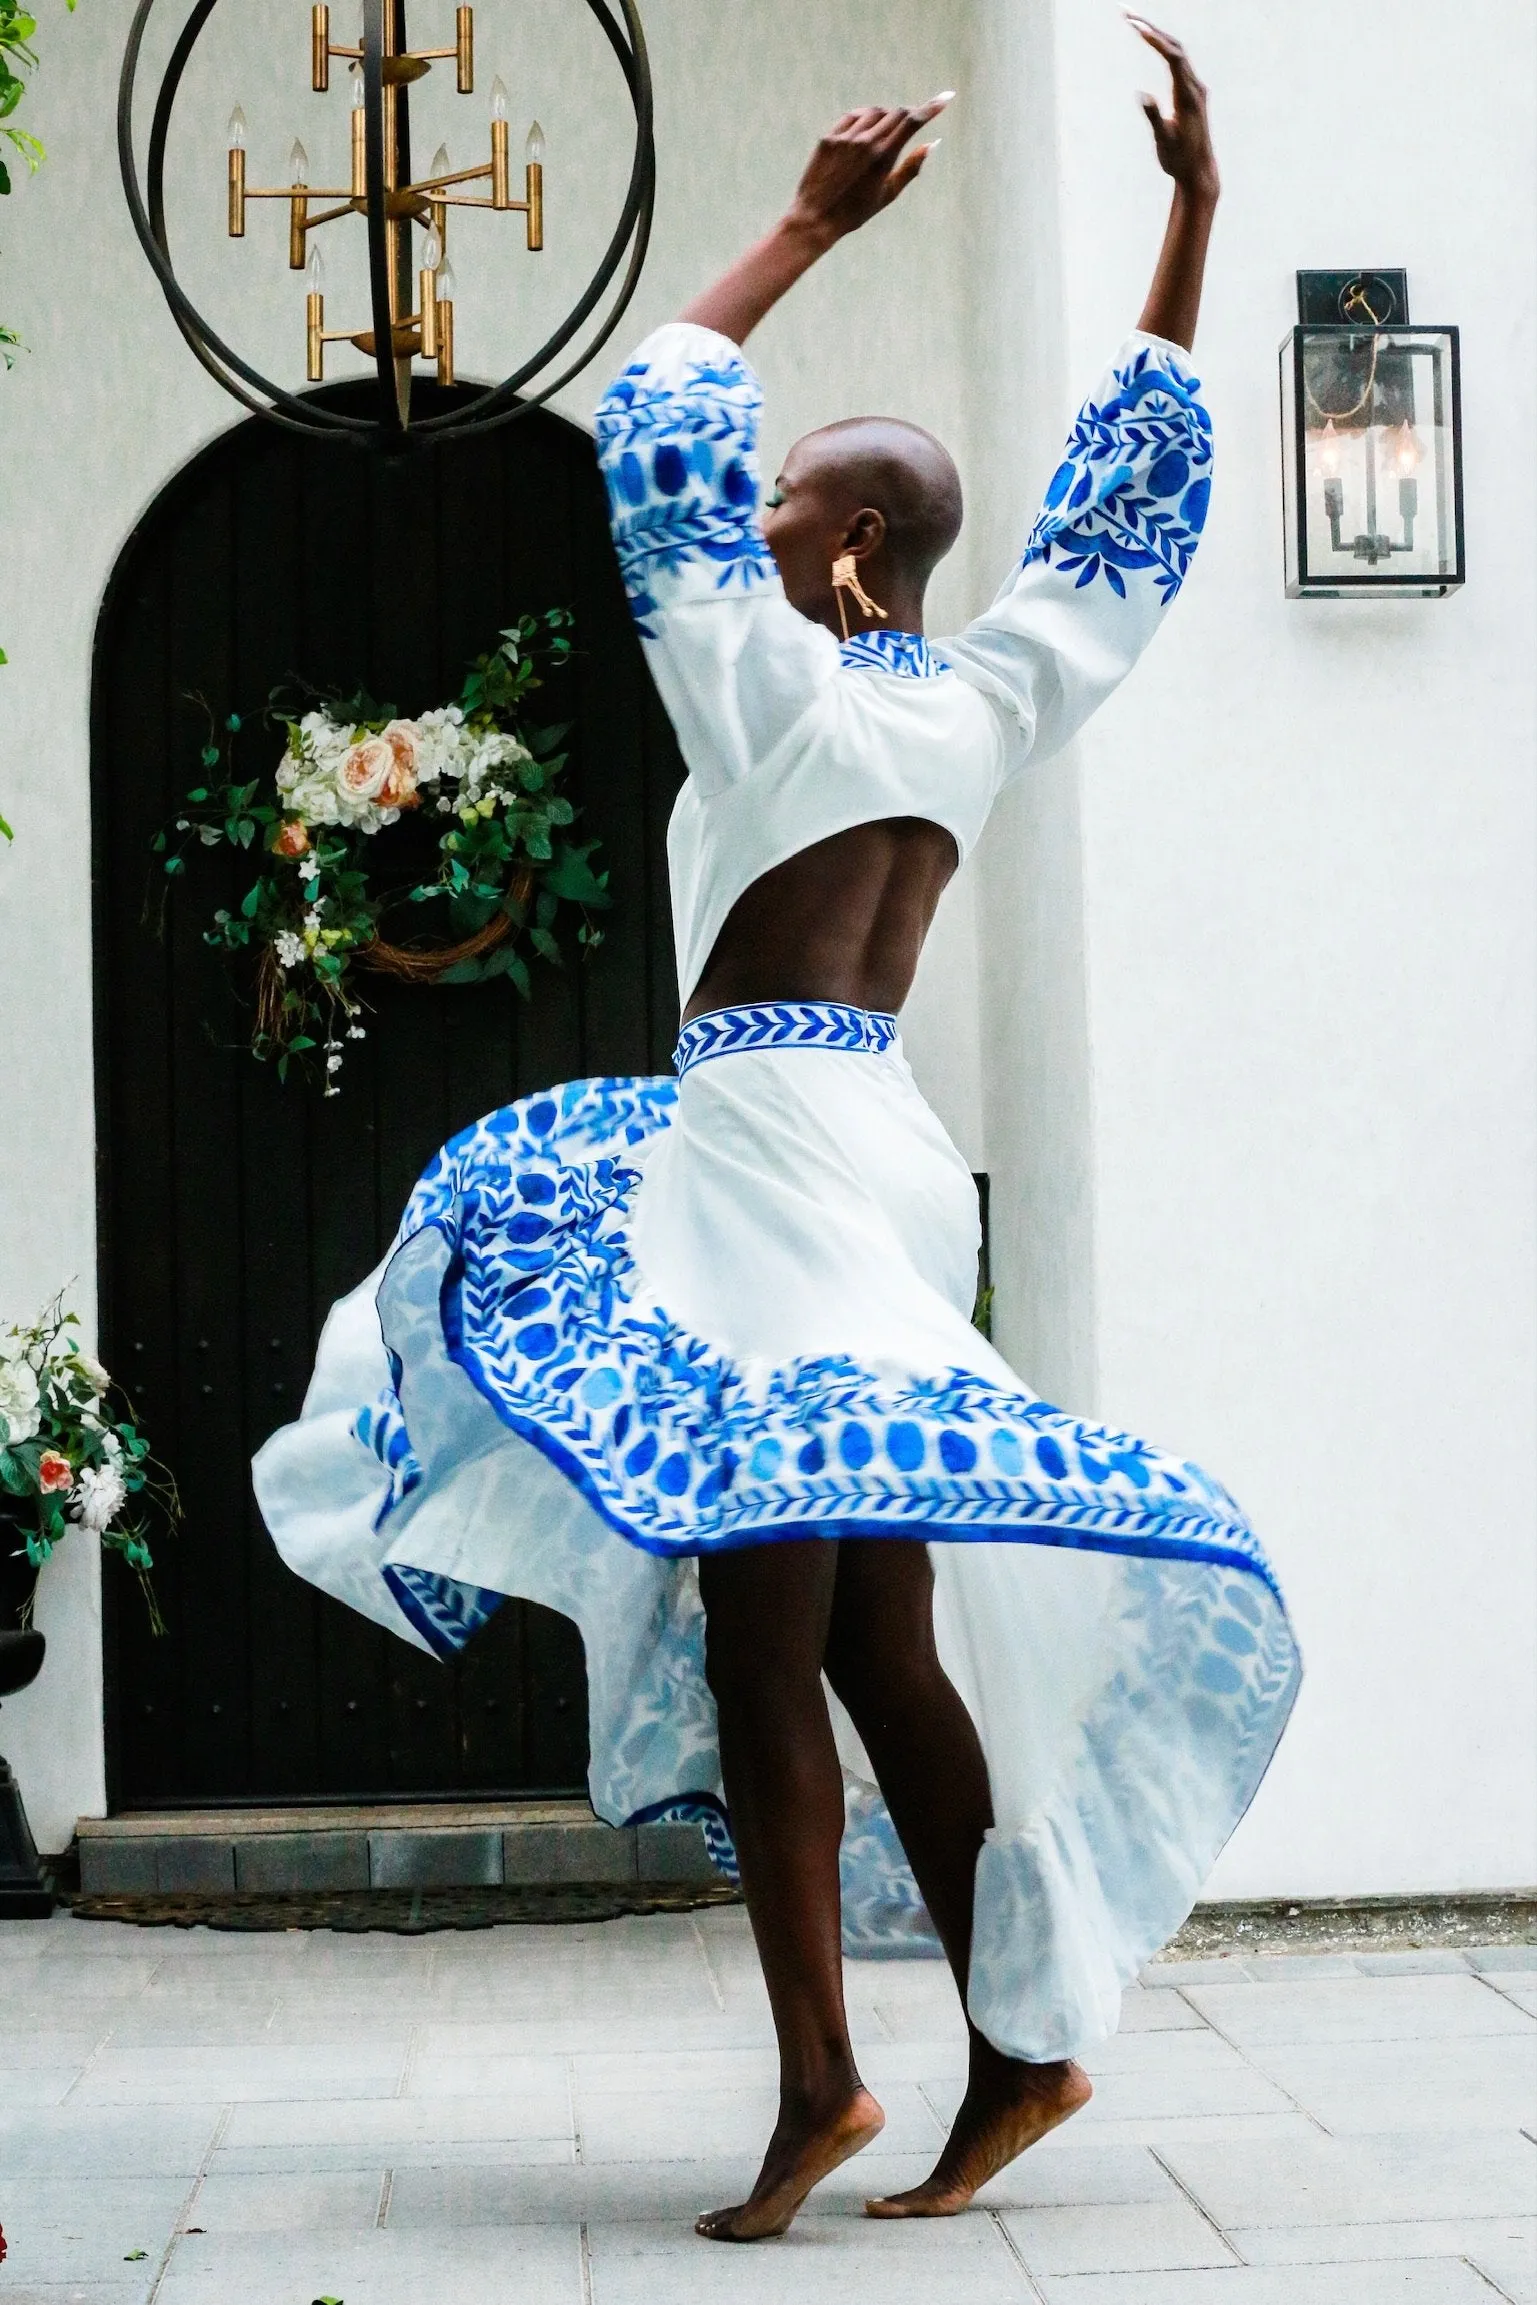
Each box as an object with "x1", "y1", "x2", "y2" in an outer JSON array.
[{"x1": 673, "y1": 1001, "x2": 899, "y2": 1078}]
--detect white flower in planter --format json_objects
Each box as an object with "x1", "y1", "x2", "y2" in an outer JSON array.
[
  {"x1": 0, "y1": 1355, "x2": 40, "y2": 1446},
  {"x1": 73, "y1": 1349, "x2": 112, "y2": 1396},
  {"x1": 71, "y1": 1462, "x2": 128, "y2": 1534}
]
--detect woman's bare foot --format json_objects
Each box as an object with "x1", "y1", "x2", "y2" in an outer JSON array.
[
  {"x1": 865, "y1": 2052, "x2": 1090, "y2": 2218},
  {"x1": 697, "y1": 2083, "x2": 886, "y2": 2241}
]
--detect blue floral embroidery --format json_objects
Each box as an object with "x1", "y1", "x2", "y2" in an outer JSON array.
[
  {"x1": 371, "y1": 1058, "x2": 1278, "y2": 1600},
  {"x1": 675, "y1": 1000, "x2": 898, "y2": 1077},
  {"x1": 838, "y1": 629, "x2": 948, "y2": 681},
  {"x1": 1023, "y1": 342, "x2": 1213, "y2": 604},
  {"x1": 595, "y1": 341, "x2": 777, "y2": 637}
]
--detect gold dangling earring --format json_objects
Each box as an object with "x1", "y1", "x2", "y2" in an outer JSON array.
[{"x1": 831, "y1": 552, "x2": 889, "y2": 643}]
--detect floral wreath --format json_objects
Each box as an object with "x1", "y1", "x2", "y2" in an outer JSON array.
[
  {"x1": 0, "y1": 1297, "x2": 176, "y2": 1633},
  {"x1": 156, "y1": 612, "x2": 610, "y2": 1091}
]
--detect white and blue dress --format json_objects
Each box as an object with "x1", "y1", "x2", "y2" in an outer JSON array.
[{"x1": 255, "y1": 322, "x2": 1300, "y2": 2061}]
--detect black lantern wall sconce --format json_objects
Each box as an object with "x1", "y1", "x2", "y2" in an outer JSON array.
[
  {"x1": 1281, "y1": 270, "x2": 1464, "y2": 598},
  {"x1": 119, "y1": 0, "x2": 654, "y2": 443}
]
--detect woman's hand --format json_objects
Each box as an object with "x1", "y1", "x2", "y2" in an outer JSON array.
[
  {"x1": 680, "y1": 94, "x2": 950, "y2": 346},
  {"x1": 1127, "y1": 16, "x2": 1219, "y2": 203},
  {"x1": 784, "y1": 99, "x2": 951, "y2": 250}
]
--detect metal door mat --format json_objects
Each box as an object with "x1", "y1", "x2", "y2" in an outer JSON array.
[{"x1": 63, "y1": 1880, "x2": 743, "y2": 1932}]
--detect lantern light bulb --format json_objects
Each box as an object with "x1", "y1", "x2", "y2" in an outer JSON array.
[
  {"x1": 525, "y1": 118, "x2": 544, "y2": 163},
  {"x1": 307, "y1": 244, "x2": 325, "y2": 292},
  {"x1": 1393, "y1": 421, "x2": 1422, "y2": 476},
  {"x1": 290, "y1": 137, "x2": 310, "y2": 183},
  {"x1": 351, "y1": 63, "x2": 365, "y2": 107},
  {"x1": 436, "y1": 255, "x2": 456, "y2": 303},
  {"x1": 1317, "y1": 418, "x2": 1342, "y2": 481},
  {"x1": 423, "y1": 228, "x2": 443, "y2": 270},
  {"x1": 227, "y1": 105, "x2": 247, "y2": 150},
  {"x1": 490, "y1": 74, "x2": 508, "y2": 122},
  {"x1": 430, "y1": 142, "x2": 450, "y2": 177}
]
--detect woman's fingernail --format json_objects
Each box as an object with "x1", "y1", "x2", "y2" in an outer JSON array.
[
  {"x1": 932, "y1": 90, "x2": 957, "y2": 105},
  {"x1": 926, "y1": 138, "x2": 943, "y2": 154}
]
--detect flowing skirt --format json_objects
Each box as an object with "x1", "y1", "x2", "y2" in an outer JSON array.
[{"x1": 254, "y1": 1000, "x2": 1300, "y2": 2060}]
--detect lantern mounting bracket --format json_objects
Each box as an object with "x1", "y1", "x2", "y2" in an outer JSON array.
[{"x1": 1296, "y1": 270, "x2": 1410, "y2": 328}]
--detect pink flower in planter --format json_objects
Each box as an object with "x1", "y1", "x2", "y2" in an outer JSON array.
[{"x1": 37, "y1": 1450, "x2": 74, "y2": 1494}]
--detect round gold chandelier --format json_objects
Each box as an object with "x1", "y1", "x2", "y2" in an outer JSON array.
[{"x1": 118, "y1": 0, "x2": 655, "y2": 441}]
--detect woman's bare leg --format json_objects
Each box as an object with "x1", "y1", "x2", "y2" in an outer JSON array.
[
  {"x1": 694, "y1": 1538, "x2": 885, "y2": 2241},
  {"x1": 824, "y1": 1539, "x2": 1090, "y2": 2215}
]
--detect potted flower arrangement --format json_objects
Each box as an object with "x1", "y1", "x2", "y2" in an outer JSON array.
[
  {"x1": 155, "y1": 612, "x2": 611, "y2": 1091},
  {"x1": 0, "y1": 1297, "x2": 175, "y2": 1646}
]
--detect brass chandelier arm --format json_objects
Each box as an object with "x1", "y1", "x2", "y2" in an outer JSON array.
[{"x1": 124, "y1": 0, "x2": 372, "y2": 432}]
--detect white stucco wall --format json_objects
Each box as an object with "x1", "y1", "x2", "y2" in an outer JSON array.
[
  {"x1": 1005, "y1": 0, "x2": 1537, "y2": 1897},
  {"x1": 1, "y1": 0, "x2": 1532, "y2": 1898}
]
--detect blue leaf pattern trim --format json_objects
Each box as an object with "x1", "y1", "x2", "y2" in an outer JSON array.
[
  {"x1": 1022, "y1": 342, "x2": 1213, "y2": 605},
  {"x1": 595, "y1": 337, "x2": 777, "y2": 638},
  {"x1": 675, "y1": 1000, "x2": 898, "y2": 1078},
  {"x1": 838, "y1": 629, "x2": 948, "y2": 682}
]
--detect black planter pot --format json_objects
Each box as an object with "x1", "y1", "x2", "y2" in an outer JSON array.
[{"x1": 0, "y1": 1500, "x2": 54, "y2": 1916}]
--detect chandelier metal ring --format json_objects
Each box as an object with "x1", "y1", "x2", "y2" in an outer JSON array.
[{"x1": 118, "y1": 0, "x2": 655, "y2": 442}]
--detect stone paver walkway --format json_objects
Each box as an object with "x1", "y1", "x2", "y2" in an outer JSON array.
[{"x1": 1, "y1": 1908, "x2": 1533, "y2": 2303}]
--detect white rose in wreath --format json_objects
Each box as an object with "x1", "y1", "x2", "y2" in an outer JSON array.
[{"x1": 0, "y1": 1354, "x2": 41, "y2": 1446}]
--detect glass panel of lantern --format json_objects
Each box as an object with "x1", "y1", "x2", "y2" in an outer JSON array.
[{"x1": 1280, "y1": 326, "x2": 1464, "y2": 598}]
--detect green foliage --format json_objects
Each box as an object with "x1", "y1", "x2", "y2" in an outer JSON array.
[
  {"x1": 0, "y1": 1293, "x2": 175, "y2": 1633},
  {"x1": 157, "y1": 612, "x2": 610, "y2": 1090}
]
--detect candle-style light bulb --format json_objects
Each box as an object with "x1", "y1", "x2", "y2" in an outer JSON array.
[
  {"x1": 307, "y1": 244, "x2": 325, "y2": 293},
  {"x1": 423, "y1": 227, "x2": 443, "y2": 272},
  {"x1": 227, "y1": 104, "x2": 247, "y2": 149},
  {"x1": 525, "y1": 118, "x2": 544, "y2": 164},
  {"x1": 1317, "y1": 418, "x2": 1342, "y2": 481},
  {"x1": 435, "y1": 255, "x2": 456, "y2": 303},
  {"x1": 430, "y1": 142, "x2": 450, "y2": 177},
  {"x1": 1393, "y1": 421, "x2": 1422, "y2": 476},
  {"x1": 290, "y1": 137, "x2": 309, "y2": 183},
  {"x1": 490, "y1": 74, "x2": 508, "y2": 121},
  {"x1": 352, "y1": 63, "x2": 365, "y2": 107}
]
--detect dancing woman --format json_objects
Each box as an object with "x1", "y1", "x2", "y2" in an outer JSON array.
[{"x1": 258, "y1": 18, "x2": 1299, "y2": 2244}]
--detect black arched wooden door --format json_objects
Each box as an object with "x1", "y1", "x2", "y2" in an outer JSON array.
[{"x1": 93, "y1": 383, "x2": 685, "y2": 1809}]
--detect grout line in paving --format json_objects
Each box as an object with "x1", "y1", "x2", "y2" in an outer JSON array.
[
  {"x1": 146, "y1": 2103, "x2": 232, "y2": 2305},
  {"x1": 579, "y1": 2218, "x2": 594, "y2": 2305},
  {"x1": 1148, "y1": 2144, "x2": 1245, "y2": 2265},
  {"x1": 375, "y1": 2166, "x2": 394, "y2": 2229},
  {"x1": 871, "y1": 2000, "x2": 897, "y2": 2042},
  {"x1": 1463, "y1": 2255, "x2": 1520, "y2": 2302},
  {"x1": 986, "y1": 2206, "x2": 1049, "y2": 2299},
  {"x1": 1472, "y1": 1971, "x2": 1537, "y2": 2020},
  {"x1": 689, "y1": 1916, "x2": 726, "y2": 2011},
  {"x1": 568, "y1": 2055, "x2": 585, "y2": 2164},
  {"x1": 917, "y1": 2080, "x2": 952, "y2": 2141},
  {"x1": 59, "y1": 1942, "x2": 169, "y2": 2100},
  {"x1": 394, "y1": 2022, "x2": 425, "y2": 2098},
  {"x1": 1173, "y1": 1983, "x2": 1333, "y2": 2136}
]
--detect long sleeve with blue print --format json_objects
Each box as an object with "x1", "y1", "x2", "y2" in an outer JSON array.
[{"x1": 594, "y1": 324, "x2": 1212, "y2": 789}]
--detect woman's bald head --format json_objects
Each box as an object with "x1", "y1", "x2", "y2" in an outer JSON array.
[{"x1": 763, "y1": 417, "x2": 963, "y2": 630}]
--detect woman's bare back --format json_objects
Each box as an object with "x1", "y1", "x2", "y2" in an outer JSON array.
[{"x1": 681, "y1": 816, "x2": 959, "y2": 1023}]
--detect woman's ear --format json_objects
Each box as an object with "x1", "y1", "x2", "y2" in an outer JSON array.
[{"x1": 840, "y1": 505, "x2": 887, "y2": 561}]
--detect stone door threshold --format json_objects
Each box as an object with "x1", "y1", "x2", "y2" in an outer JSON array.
[{"x1": 76, "y1": 1799, "x2": 715, "y2": 1896}]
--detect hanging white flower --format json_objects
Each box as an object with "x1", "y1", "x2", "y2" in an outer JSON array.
[
  {"x1": 71, "y1": 1461, "x2": 128, "y2": 1533},
  {"x1": 273, "y1": 929, "x2": 306, "y2": 970},
  {"x1": 0, "y1": 1354, "x2": 41, "y2": 1445},
  {"x1": 72, "y1": 1349, "x2": 112, "y2": 1395}
]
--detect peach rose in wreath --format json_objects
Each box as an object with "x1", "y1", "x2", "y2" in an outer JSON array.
[
  {"x1": 272, "y1": 819, "x2": 310, "y2": 858},
  {"x1": 38, "y1": 1450, "x2": 74, "y2": 1494},
  {"x1": 338, "y1": 734, "x2": 395, "y2": 804},
  {"x1": 377, "y1": 719, "x2": 422, "y2": 810}
]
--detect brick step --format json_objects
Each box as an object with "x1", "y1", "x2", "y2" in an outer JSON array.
[{"x1": 76, "y1": 1800, "x2": 715, "y2": 1896}]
